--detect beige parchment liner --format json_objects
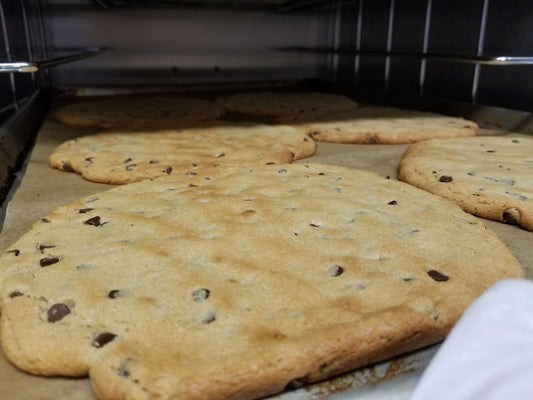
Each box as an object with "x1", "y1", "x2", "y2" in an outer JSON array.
[{"x1": 0, "y1": 118, "x2": 531, "y2": 400}]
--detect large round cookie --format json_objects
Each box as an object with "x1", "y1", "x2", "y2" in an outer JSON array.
[
  {"x1": 51, "y1": 95, "x2": 225, "y2": 130},
  {"x1": 49, "y1": 123, "x2": 316, "y2": 184},
  {"x1": 217, "y1": 91, "x2": 359, "y2": 120},
  {"x1": 0, "y1": 164, "x2": 522, "y2": 400},
  {"x1": 398, "y1": 136, "x2": 533, "y2": 231},
  {"x1": 288, "y1": 106, "x2": 478, "y2": 144}
]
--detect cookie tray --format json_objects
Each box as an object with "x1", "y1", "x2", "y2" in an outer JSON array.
[{"x1": 0, "y1": 110, "x2": 532, "y2": 399}]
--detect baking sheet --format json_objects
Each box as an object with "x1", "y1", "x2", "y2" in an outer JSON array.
[{"x1": 0, "y1": 116, "x2": 532, "y2": 400}]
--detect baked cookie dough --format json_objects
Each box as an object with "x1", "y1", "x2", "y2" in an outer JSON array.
[
  {"x1": 217, "y1": 91, "x2": 359, "y2": 120},
  {"x1": 51, "y1": 95, "x2": 225, "y2": 130},
  {"x1": 49, "y1": 123, "x2": 316, "y2": 184},
  {"x1": 288, "y1": 106, "x2": 478, "y2": 144},
  {"x1": 0, "y1": 163, "x2": 522, "y2": 400},
  {"x1": 398, "y1": 136, "x2": 533, "y2": 231}
]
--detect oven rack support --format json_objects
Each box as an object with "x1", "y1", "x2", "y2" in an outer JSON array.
[{"x1": 0, "y1": 48, "x2": 102, "y2": 74}]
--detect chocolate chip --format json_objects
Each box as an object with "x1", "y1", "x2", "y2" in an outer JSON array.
[
  {"x1": 192, "y1": 288, "x2": 210, "y2": 302},
  {"x1": 164, "y1": 167, "x2": 172, "y2": 175},
  {"x1": 39, "y1": 244, "x2": 56, "y2": 253},
  {"x1": 217, "y1": 153, "x2": 226, "y2": 158},
  {"x1": 92, "y1": 332, "x2": 117, "y2": 348},
  {"x1": 439, "y1": 175, "x2": 453, "y2": 183},
  {"x1": 85, "y1": 157, "x2": 94, "y2": 163},
  {"x1": 388, "y1": 200, "x2": 397, "y2": 205},
  {"x1": 403, "y1": 278, "x2": 415, "y2": 282},
  {"x1": 62, "y1": 162, "x2": 74, "y2": 172},
  {"x1": 318, "y1": 172, "x2": 325, "y2": 176},
  {"x1": 278, "y1": 169, "x2": 288, "y2": 174},
  {"x1": 123, "y1": 158, "x2": 132, "y2": 163},
  {"x1": 486, "y1": 150, "x2": 495, "y2": 153},
  {"x1": 312, "y1": 130, "x2": 321, "y2": 136},
  {"x1": 189, "y1": 183, "x2": 198, "y2": 187},
  {"x1": 303, "y1": 137, "x2": 309, "y2": 142},
  {"x1": 47, "y1": 303, "x2": 70, "y2": 322},
  {"x1": 8, "y1": 249, "x2": 20, "y2": 256},
  {"x1": 84, "y1": 216, "x2": 102, "y2": 226},
  {"x1": 108, "y1": 290, "x2": 121, "y2": 299},
  {"x1": 41, "y1": 218, "x2": 50, "y2": 223},
  {"x1": 427, "y1": 270, "x2": 449, "y2": 282},
  {"x1": 118, "y1": 363, "x2": 131, "y2": 378},
  {"x1": 9, "y1": 290, "x2": 23, "y2": 298},
  {"x1": 309, "y1": 223, "x2": 321, "y2": 228},
  {"x1": 202, "y1": 313, "x2": 216, "y2": 324},
  {"x1": 125, "y1": 164, "x2": 137, "y2": 171},
  {"x1": 329, "y1": 265, "x2": 344, "y2": 277},
  {"x1": 512, "y1": 139, "x2": 519, "y2": 143},
  {"x1": 285, "y1": 377, "x2": 305, "y2": 390},
  {"x1": 502, "y1": 208, "x2": 520, "y2": 225},
  {"x1": 40, "y1": 257, "x2": 60, "y2": 267},
  {"x1": 149, "y1": 160, "x2": 160, "y2": 164},
  {"x1": 266, "y1": 162, "x2": 275, "y2": 165}
]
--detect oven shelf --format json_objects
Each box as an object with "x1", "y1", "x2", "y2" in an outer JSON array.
[
  {"x1": 0, "y1": 48, "x2": 102, "y2": 74},
  {"x1": 275, "y1": 47, "x2": 533, "y2": 66}
]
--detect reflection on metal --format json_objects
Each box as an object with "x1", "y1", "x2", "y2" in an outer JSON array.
[{"x1": 0, "y1": 48, "x2": 102, "y2": 73}]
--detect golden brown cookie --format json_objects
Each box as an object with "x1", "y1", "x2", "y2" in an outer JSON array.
[
  {"x1": 398, "y1": 136, "x2": 533, "y2": 231},
  {"x1": 0, "y1": 163, "x2": 522, "y2": 400},
  {"x1": 217, "y1": 91, "x2": 359, "y2": 120},
  {"x1": 288, "y1": 106, "x2": 478, "y2": 144},
  {"x1": 51, "y1": 95, "x2": 225, "y2": 130},
  {"x1": 49, "y1": 123, "x2": 316, "y2": 184}
]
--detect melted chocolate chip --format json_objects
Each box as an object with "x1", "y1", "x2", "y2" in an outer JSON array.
[
  {"x1": 62, "y1": 162, "x2": 74, "y2": 172},
  {"x1": 266, "y1": 162, "x2": 275, "y2": 165},
  {"x1": 388, "y1": 200, "x2": 397, "y2": 205},
  {"x1": 427, "y1": 270, "x2": 449, "y2": 282},
  {"x1": 192, "y1": 288, "x2": 210, "y2": 302},
  {"x1": 47, "y1": 303, "x2": 71, "y2": 322},
  {"x1": 285, "y1": 377, "x2": 305, "y2": 390},
  {"x1": 8, "y1": 249, "x2": 20, "y2": 256},
  {"x1": 39, "y1": 244, "x2": 56, "y2": 253},
  {"x1": 79, "y1": 208, "x2": 94, "y2": 214},
  {"x1": 217, "y1": 153, "x2": 226, "y2": 158},
  {"x1": 164, "y1": 167, "x2": 172, "y2": 175},
  {"x1": 9, "y1": 290, "x2": 23, "y2": 298},
  {"x1": 403, "y1": 278, "x2": 415, "y2": 282},
  {"x1": 84, "y1": 216, "x2": 102, "y2": 226},
  {"x1": 123, "y1": 158, "x2": 133, "y2": 163},
  {"x1": 41, "y1": 218, "x2": 51, "y2": 223},
  {"x1": 329, "y1": 265, "x2": 344, "y2": 277},
  {"x1": 438, "y1": 175, "x2": 453, "y2": 183},
  {"x1": 92, "y1": 332, "x2": 117, "y2": 348},
  {"x1": 309, "y1": 223, "x2": 320, "y2": 228},
  {"x1": 40, "y1": 257, "x2": 60, "y2": 267},
  {"x1": 502, "y1": 208, "x2": 520, "y2": 225},
  {"x1": 108, "y1": 290, "x2": 121, "y2": 299},
  {"x1": 303, "y1": 137, "x2": 309, "y2": 142}
]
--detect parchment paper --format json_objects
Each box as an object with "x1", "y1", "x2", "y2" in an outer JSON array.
[{"x1": 0, "y1": 118, "x2": 531, "y2": 400}]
